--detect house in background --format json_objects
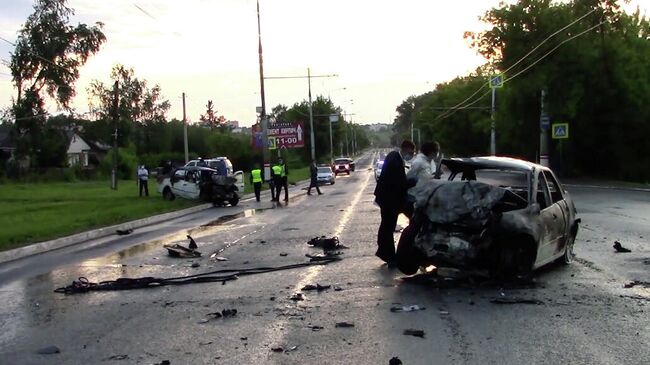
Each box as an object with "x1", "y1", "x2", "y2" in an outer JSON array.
[
  {"x1": 0, "y1": 131, "x2": 15, "y2": 160},
  {"x1": 66, "y1": 131, "x2": 110, "y2": 168}
]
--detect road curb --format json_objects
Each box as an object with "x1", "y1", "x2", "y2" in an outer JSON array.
[
  {"x1": 564, "y1": 183, "x2": 650, "y2": 193},
  {"x1": 0, "y1": 202, "x2": 214, "y2": 265},
  {"x1": 0, "y1": 179, "x2": 312, "y2": 265}
]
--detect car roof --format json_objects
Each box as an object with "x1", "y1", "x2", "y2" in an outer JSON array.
[
  {"x1": 178, "y1": 166, "x2": 218, "y2": 172},
  {"x1": 442, "y1": 156, "x2": 544, "y2": 173}
]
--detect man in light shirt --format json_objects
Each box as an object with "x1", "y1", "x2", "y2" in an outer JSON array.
[{"x1": 138, "y1": 165, "x2": 149, "y2": 197}]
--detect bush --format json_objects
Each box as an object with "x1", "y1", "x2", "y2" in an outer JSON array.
[{"x1": 100, "y1": 146, "x2": 139, "y2": 180}]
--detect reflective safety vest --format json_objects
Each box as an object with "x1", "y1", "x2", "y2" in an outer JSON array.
[
  {"x1": 251, "y1": 169, "x2": 262, "y2": 183},
  {"x1": 272, "y1": 165, "x2": 282, "y2": 177},
  {"x1": 279, "y1": 164, "x2": 286, "y2": 178}
]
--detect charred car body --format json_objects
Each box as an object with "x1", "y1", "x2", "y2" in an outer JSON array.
[
  {"x1": 157, "y1": 166, "x2": 243, "y2": 206},
  {"x1": 397, "y1": 157, "x2": 580, "y2": 276}
]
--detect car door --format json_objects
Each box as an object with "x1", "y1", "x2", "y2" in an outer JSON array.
[
  {"x1": 184, "y1": 170, "x2": 201, "y2": 199},
  {"x1": 171, "y1": 169, "x2": 190, "y2": 198},
  {"x1": 169, "y1": 169, "x2": 187, "y2": 198},
  {"x1": 543, "y1": 170, "x2": 570, "y2": 256},
  {"x1": 536, "y1": 171, "x2": 568, "y2": 264},
  {"x1": 534, "y1": 172, "x2": 556, "y2": 263}
]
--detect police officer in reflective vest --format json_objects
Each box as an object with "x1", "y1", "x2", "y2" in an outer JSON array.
[
  {"x1": 271, "y1": 163, "x2": 282, "y2": 202},
  {"x1": 250, "y1": 164, "x2": 263, "y2": 202}
]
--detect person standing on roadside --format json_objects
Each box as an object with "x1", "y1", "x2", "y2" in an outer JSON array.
[
  {"x1": 307, "y1": 159, "x2": 323, "y2": 195},
  {"x1": 250, "y1": 163, "x2": 263, "y2": 202},
  {"x1": 373, "y1": 140, "x2": 416, "y2": 265},
  {"x1": 277, "y1": 158, "x2": 289, "y2": 201},
  {"x1": 271, "y1": 161, "x2": 283, "y2": 202},
  {"x1": 138, "y1": 165, "x2": 149, "y2": 197}
]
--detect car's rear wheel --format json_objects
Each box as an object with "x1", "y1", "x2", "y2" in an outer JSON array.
[
  {"x1": 163, "y1": 188, "x2": 175, "y2": 201},
  {"x1": 229, "y1": 197, "x2": 239, "y2": 206},
  {"x1": 347, "y1": 171, "x2": 350, "y2": 175}
]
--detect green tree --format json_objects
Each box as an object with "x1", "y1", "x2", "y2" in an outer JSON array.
[
  {"x1": 87, "y1": 64, "x2": 171, "y2": 153},
  {"x1": 9, "y1": 0, "x2": 105, "y2": 166}
]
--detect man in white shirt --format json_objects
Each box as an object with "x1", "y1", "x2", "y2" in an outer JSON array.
[
  {"x1": 406, "y1": 141, "x2": 440, "y2": 183},
  {"x1": 138, "y1": 165, "x2": 149, "y2": 197}
]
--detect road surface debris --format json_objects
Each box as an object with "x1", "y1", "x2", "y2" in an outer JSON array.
[
  {"x1": 403, "y1": 329, "x2": 425, "y2": 338},
  {"x1": 613, "y1": 241, "x2": 631, "y2": 253},
  {"x1": 389, "y1": 357, "x2": 403, "y2": 365},
  {"x1": 301, "y1": 283, "x2": 331, "y2": 292},
  {"x1": 390, "y1": 305, "x2": 426, "y2": 312},
  {"x1": 335, "y1": 321, "x2": 355, "y2": 328},
  {"x1": 490, "y1": 298, "x2": 544, "y2": 305},
  {"x1": 36, "y1": 345, "x2": 60, "y2": 354},
  {"x1": 116, "y1": 229, "x2": 133, "y2": 235},
  {"x1": 164, "y1": 243, "x2": 201, "y2": 258}
]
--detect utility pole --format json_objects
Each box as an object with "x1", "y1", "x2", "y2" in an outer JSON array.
[
  {"x1": 490, "y1": 86, "x2": 496, "y2": 155},
  {"x1": 410, "y1": 101, "x2": 415, "y2": 143},
  {"x1": 256, "y1": 0, "x2": 271, "y2": 180},
  {"x1": 111, "y1": 81, "x2": 119, "y2": 190},
  {"x1": 182, "y1": 92, "x2": 188, "y2": 163},
  {"x1": 539, "y1": 89, "x2": 549, "y2": 167},
  {"x1": 308, "y1": 68, "x2": 315, "y2": 162},
  {"x1": 328, "y1": 114, "x2": 334, "y2": 162}
]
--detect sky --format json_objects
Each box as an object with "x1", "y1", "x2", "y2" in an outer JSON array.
[{"x1": 1, "y1": 0, "x2": 648, "y2": 126}]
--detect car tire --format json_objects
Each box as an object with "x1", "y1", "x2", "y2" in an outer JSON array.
[
  {"x1": 347, "y1": 171, "x2": 350, "y2": 175},
  {"x1": 561, "y1": 232, "x2": 576, "y2": 265},
  {"x1": 229, "y1": 197, "x2": 239, "y2": 206},
  {"x1": 163, "y1": 188, "x2": 175, "y2": 201},
  {"x1": 331, "y1": 181, "x2": 335, "y2": 185}
]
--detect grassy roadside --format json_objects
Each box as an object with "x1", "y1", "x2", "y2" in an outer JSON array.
[
  {"x1": 0, "y1": 180, "x2": 197, "y2": 251},
  {"x1": 0, "y1": 166, "x2": 311, "y2": 251}
]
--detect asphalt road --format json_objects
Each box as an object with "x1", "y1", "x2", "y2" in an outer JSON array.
[{"x1": 1, "y1": 152, "x2": 648, "y2": 365}]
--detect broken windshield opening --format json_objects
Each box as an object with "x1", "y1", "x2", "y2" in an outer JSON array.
[{"x1": 450, "y1": 169, "x2": 529, "y2": 204}]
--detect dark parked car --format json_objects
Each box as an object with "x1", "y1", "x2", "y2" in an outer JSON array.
[
  {"x1": 397, "y1": 156, "x2": 580, "y2": 276},
  {"x1": 332, "y1": 158, "x2": 355, "y2": 175}
]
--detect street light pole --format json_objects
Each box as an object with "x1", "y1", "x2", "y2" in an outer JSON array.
[
  {"x1": 490, "y1": 87, "x2": 496, "y2": 155},
  {"x1": 256, "y1": 0, "x2": 271, "y2": 180},
  {"x1": 182, "y1": 92, "x2": 188, "y2": 163}
]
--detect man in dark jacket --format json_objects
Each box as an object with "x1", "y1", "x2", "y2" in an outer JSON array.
[
  {"x1": 307, "y1": 160, "x2": 323, "y2": 195},
  {"x1": 373, "y1": 140, "x2": 416, "y2": 264}
]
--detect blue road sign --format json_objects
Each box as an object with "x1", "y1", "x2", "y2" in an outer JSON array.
[{"x1": 552, "y1": 123, "x2": 569, "y2": 139}]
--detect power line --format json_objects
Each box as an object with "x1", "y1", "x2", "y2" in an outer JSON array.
[
  {"x1": 132, "y1": 3, "x2": 156, "y2": 20},
  {"x1": 434, "y1": 20, "x2": 607, "y2": 122},
  {"x1": 0, "y1": 35, "x2": 75, "y2": 76},
  {"x1": 433, "y1": 7, "x2": 599, "y2": 121}
]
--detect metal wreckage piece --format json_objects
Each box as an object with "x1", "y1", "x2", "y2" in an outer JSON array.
[{"x1": 397, "y1": 179, "x2": 541, "y2": 276}]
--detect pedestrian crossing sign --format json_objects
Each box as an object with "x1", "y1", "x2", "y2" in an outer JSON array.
[
  {"x1": 489, "y1": 73, "x2": 504, "y2": 88},
  {"x1": 552, "y1": 123, "x2": 569, "y2": 139},
  {"x1": 268, "y1": 137, "x2": 277, "y2": 150}
]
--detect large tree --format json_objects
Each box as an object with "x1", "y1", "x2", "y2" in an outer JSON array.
[
  {"x1": 87, "y1": 65, "x2": 171, "y2": 152},
  {"x1": 9, "y1": 0, "x2": 106, "y2": 166}
]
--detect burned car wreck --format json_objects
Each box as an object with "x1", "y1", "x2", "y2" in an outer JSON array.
[{"x1": 397, "y1": 157, "x2": 580, "y2": 276}]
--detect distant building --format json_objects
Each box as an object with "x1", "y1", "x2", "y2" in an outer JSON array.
[
  {"x1": 0, "y1": 131, "x2": 15, "y2": 159},
  {"x1": 365, "y1": 123, "x2": 391, "y2": 132},
  {"x1": 225, "y1": 120, "x2": 240, "y2": 129}
]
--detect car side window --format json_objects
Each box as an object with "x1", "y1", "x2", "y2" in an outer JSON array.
[
  {"x1": 536, "y1": 172, "x2": 551, "y2": 210},
  {"x1": 543, "y1": 171, "x2": 564, "y2": 203}
]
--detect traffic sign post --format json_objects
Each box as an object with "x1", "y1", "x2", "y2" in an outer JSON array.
[
  {"x1": 540, "y1": 115, "x2": 551, "y2": 130},
  {"x1": 552, "y1": 123, "x2": 569, "y2": 139}
]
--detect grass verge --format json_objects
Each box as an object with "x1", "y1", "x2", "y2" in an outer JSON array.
[{"x1": 0, "y1": 180, "x2": 197, "y2": 251}]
